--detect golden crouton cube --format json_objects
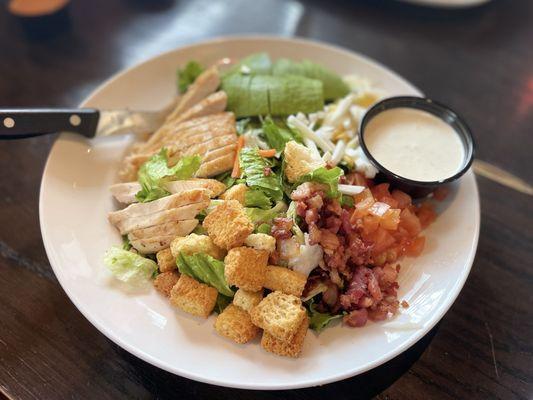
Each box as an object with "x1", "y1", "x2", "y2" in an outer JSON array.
[
  {"x1": 261, "y1": 314, "x2": 309, "y2": 358},
  {"x1": 233, "y1": 289, "x2": 263, "y2": 313},
  {"x1": 245, "y1": 233, "x2": 276, "y2": 253},
  {"x1": 153, "y1": 271, "x2": 180, "y2": 297},
  {"x1": 170, "y1": 275, "x2": 218, "y2": 318},
  {"x1": 170, "y1": 233, "x2": 225, "y2": 260},
  {"x1": 284, "y1": 140, "x2": 325, "y2": 183},
  {"x1": 204, "y1": 200, "x2": 254, "y2": 250},
  {"x1": 156, "y1": 248, "x2": 176, "y2": 272},
  {"x1": 264, "y1": 265, "x2": 307, "y2": 297},
  {"x1": 219, "y1": 183, "x2": 247, "y2": 205},
  {"x1": 250, "y1": 291, "x2": 306, "y2": 341},
  {"x1": 214, "y1": 304, "x2": 260, "y2": 344},
  {"x1": 224, "y1": 247, "x2": 268, "y2": 291}
]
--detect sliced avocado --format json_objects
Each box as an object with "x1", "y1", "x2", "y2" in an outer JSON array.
[{"x1": 268, "y1": 74, "x2": 324, "y2": 116}]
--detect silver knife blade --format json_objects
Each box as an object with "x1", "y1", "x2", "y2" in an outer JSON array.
[{"x1": 95, "y1": 98, "x2": 178, "y2": 137}]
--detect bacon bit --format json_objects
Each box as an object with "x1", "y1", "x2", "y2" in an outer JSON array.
[
  {"x1": 231, "y1": 135, "x2": 245, "y2": 178},
  {"x1": 258, "y1": 148, "x2": 277, "y2": 157},
  {"x1": 401, "y1": 300, "x2": 409, "y2": 308},
  {"x1": 263, "y1": 166, "x2": 272, "y2": 176}
]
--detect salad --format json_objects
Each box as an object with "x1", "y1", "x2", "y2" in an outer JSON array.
[{"x1": 105, "y1": 53, "x2": 441, "y2": 358}]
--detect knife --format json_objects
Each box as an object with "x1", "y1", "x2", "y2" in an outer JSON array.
[{"x1": 0, "y1": 103, "x2": 176, "y2": 139}]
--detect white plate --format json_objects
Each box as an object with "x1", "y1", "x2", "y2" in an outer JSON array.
[{"x1": 39, "y1": 36, "x2": 480, "y2": 390}]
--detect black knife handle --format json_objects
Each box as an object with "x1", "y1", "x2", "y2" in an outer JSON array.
[{"x1": 0, "y1": 108, "x2": 100, "y2": 139}]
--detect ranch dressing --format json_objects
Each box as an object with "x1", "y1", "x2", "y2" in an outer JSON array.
[{"x1": 364, "y1": 107, "x2": 465, "y2": 182}]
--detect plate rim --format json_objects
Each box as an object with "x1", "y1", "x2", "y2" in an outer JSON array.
[{"x1": 39, "y1": 34, "x2": 480, "y2": 390}]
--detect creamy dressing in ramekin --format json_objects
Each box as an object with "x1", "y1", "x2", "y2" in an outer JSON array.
[{"x1": 364, "y1": 107, "x2": 465, "y2": 182}]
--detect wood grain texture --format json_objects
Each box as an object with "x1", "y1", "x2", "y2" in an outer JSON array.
[{"x1": 0, "y1": 0, "x2": 531, "y2": 399}]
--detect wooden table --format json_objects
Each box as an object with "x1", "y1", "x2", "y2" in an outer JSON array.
[{"x1": 0, "y1": 1, "x2": 531, "y2": 399}]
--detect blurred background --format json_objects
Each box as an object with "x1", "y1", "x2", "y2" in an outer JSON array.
[{"x1": 0, "y1": 1, "x2": 531, "y2": 399}]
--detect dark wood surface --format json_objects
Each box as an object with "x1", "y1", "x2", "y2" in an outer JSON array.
[{"x1": 0, "y1": 1, "x2": 531, "y2": 399}]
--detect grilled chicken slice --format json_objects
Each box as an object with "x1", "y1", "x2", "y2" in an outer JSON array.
[
  {"x1": 201, "y1": 144, "x2": 237, "y2": 163},
  {"x1": 130, "y1": 234, "x2": 179, "y2": 254},
  {"x1": 172, "y1": 91, "x2": 227, "y2": 125},
  {"x1": 164, "y1": 179, "x2": 226, "y2": 197},
  {"x1": 196, "y1": 153, "x2": 235, "y2": 177},
  {"x1": 167, "y1": 66, "x2": 220, "y2": 121},
  {"x1": 108, "y1": 189, "x2": 208, "y2": 225},
  {"x1": 114, "y1": 201, "x2": 209, "y2": 235},
  {"x1": 128, "y1": 219, "x2": 199, "y2": 241},
  {"x1": 110, "y1": 182, "x2": 141, "y2": 204}
]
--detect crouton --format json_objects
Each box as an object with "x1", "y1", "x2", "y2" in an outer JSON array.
[
  {"x1": 250, "y1": 291, "x2": 306, "y2": 341},
  {"x1": 153, "y1": 271, "x2": 180, "y2": 297},
  {"x1": 261, "y1": 315, "x2": 308, "y2": 358},
  {"x1": 204, "y1": 200, "x2": 254, "y2": 250},
  {"x1": 245, "y1": 233, "x2": 276, "y2": 253},
  {"x1": 224, "y1": 247, "x2": 268, "y2": 292},
  {"x1": 214, "y1": 304, "x2": 260, "y2": 344},
  {"x1": 170, "y1": 275, "x2": 218, "y2": 318},
  {"x1": 219, "y1": 183, "x2": 247, "y2": 205},
  {"x1": 233, "y1": 289, "x2": 263, "y2": 313},
  {"x1": 264, "y1": 265, "x2": 307, "y2": 297},
  {"x1": 284, "y1": 141, "x2": 325, "y2": 183},
  {"x1": 170, "y1": 233, "x2": 225, "y2": 260},
  {"x1": 156, "y1": 248, "x2": 176, "y2": 272}
]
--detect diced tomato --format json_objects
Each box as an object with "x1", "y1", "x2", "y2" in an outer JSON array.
[
  {"x1": 380, "y1": 195, "x2": 399, "y2": 208},
  {"x1": 399, "y1": 208, "x2": 422, "y2": 236},
  {"x1": 371, "y1": 183, "x2": 391, "y2": 201},
  {"x1": 354, "y1": 188, "x2": 374, "y2": 203},
  {"x1": 362, "y1": 214, "x2": 380, "y2": 236},
  {"x1": 380, "y1": 209, "x2": 401, "y2": 230},
  {"x1": 405, "y1": 236, "x2": 426, "y2": 257},
  {"x1": 433, "y1": 186, "x2": 449, "y2": 201},
  {"x1": 416, "y1": 202, "x2": 437, "y2": 229},
  {"x1": 370, "y1": 227, "x2": 396, "y2": 254},
  {"x1": 391, "y1": 190, "x2": 412, "y2": 209},
  {"x1": 368, "y1": 201, "x2": 390, "y2": 217}
]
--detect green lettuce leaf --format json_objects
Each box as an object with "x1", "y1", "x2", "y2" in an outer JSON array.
[
  {"x1": 261, "y1": 116, "x2": 296, "y2": 152},
  {"x1": 103, "y1": 247, "x2": 158, "y2": 285},
  {"x1": 286, "y1": 201, "x2": 305, "y2": 243},
  {"x1": 136, "y1": 149, "x2": 201, "y2": 203},
  {"x1": 245, "y1": 188, "x2": 272, "y2": 209},
  {"x1": 215, "y1": 294, "x2": 233, "y2": 314},
  {"x1": 256, "y1": 223, "x2": 272, "y2": 234},
  {"x1": 307, "y1": 299, "x2": 344, "y2": 332},
  {"x1": 296, "y1": 166, "x2": 344, "y2": 198},
  {"x1": 245, "y1": 201, "x2": 287, "y2": 225},
  {"x1": 176, "y1": 252, "x2": 234, "y2": 297},
  {"x1": 239, "y1": 147, "x2": 283, "y2": 203},
  {"x1": 340, "y1": 194, "x2": 355, "y2": 208},
  {"x1": 177, "y1": 61, "x2": 204, "y2": 93}
]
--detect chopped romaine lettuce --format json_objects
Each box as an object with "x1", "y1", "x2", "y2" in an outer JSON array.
[
  {"x1": 306, "y1": 299, "x2": 344, "y2": 332},
  {"x1": 177, "y1": 61, "x2": 204, "y2": 93},
  {"x1": 176, "y1": 252, "x2": 234, "y2": 297},
  {"x1": 239, "y1": 148, "x2": 283, "y2": 203},
  {"x1": 136, "y1": 149, "x2": 201, "y2": 202},
  {"x1": 286, "y1": 201, "x2": 304, "y2": 243},
  {"x1": 246, "y1": 201, "x2": 287, "y2": 225},
  {"x1": 236, "y1": 118, "x2": 252, "y2": 135},
  {"x1": 340, "y1": 194, "x2": 355, "y2": 208},
  {"x1": 122, "y1": 235, "x2": 132, "y2": 250},
  {"x1": 215, "y1": 294, "x2": 233, "y2": 314},
  {"x1": 261, "y1": 116, "x2": 296, "y2": 152},
  {"x1": 256, "y1": 223, "x2": 272, "y2": 234},
  {"x1": 296, "y1": 166, "x2": 344, "y2": 198},
  {"x1": 103, "y1": 247, "x2": 158, "y2": 285},
  {"x1": 245, "y1": 188, "x2": 272, "y2": 209}
]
